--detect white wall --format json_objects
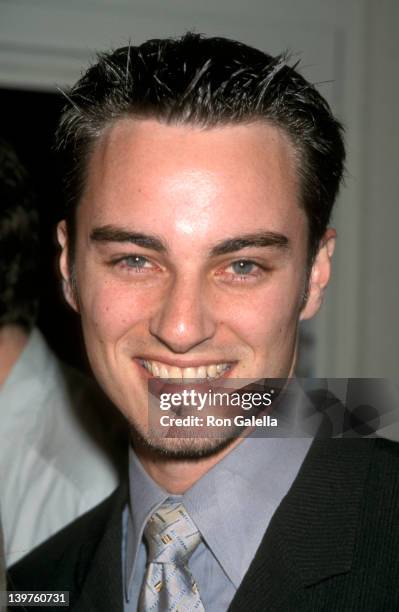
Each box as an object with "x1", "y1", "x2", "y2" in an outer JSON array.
[
  {"x1": 0, "y1": 0, "x2": 397, "y2": 379},
  {"x1": 356, "y1": 0, "x2": 399, "y2": 378}
]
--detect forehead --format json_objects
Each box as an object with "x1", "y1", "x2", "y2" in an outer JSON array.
[{"x1": 78, "y1": 118, "x2": 305, "y2": 246}]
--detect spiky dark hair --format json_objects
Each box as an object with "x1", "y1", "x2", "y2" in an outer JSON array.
[{"x1": 56, "y1": 32, "x2": 345, "y2": 261}]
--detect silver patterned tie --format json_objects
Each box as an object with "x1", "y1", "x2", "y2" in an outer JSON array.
[{"x1": 139, "y1": 500, "x2": 205, "y2": 612}]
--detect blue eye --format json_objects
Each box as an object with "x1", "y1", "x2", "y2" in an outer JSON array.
[
  {"x1": 231, "y1": 260, "x2": 256, "y2": 275},
  {"x1": 124, "y1": 255, "x2": 149, "y2": 269},
  {"x1": 109, "y1": 253, "x2": 160, "y2": 276}
]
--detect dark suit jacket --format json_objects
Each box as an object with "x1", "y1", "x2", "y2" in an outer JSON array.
[{"x1": 7, "y1": 437, "x2": 399, "y2": 611}]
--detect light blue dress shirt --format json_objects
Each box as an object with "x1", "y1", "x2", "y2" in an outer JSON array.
[
  {"x1": 0, "y1": 328, "x2": 120, "y2": 566},
  {"x1": 123, "y1": 433, "x2": 312, "y2": 611}
]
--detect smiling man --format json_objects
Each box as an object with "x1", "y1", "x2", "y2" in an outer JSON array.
[
  {"x1": 58, "y1": 118, "x2": 331, "y2": 461},
  {"x1": 8, "y1": 33, "x2": 399, "y2": 611}
]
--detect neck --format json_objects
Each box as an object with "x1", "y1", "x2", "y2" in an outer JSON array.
[
  {"x1": 0, "y1": 325, "x2": 29, "y2": 387},
  {"x1": 133, "y1": 434, "x2": 246, "y2": 494},
  {"x1": 133, "y1": 360, "x2": 298, "y2": 494}
]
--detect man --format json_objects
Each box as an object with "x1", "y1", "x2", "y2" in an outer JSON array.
[
  {"x1": 0, "y1": 139, "x2": 123, "y2": 566},
  {"x1": 8, "y1": 33, "x2": 399, "y2": 610}
]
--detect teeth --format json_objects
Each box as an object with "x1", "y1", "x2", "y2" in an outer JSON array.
[
  {"x1": 160, "y1": 365, "x2": 169, "y2": 378},
  {"x1": 197, "y1": 366, "x2": 207, "y2": 379},
  {"x1": 207, "y1": 365, "x2": 217, "y2": 378},
  {"x1": 141, "y1": 360, "x2": 231, "y2": 380},
  {"x1": 169, "y1": 366, "x2": 183, "y2": 380}
]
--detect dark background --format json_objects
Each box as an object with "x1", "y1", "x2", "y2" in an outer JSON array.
[{"x1": 0, "y1": 88, "x2": 87, "y2": 372}]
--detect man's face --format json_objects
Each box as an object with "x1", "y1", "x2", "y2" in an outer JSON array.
[{"x1": 58, "y1": 119, "x2": 333, "y2": 456}]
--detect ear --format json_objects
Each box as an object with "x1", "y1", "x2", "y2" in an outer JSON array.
[
  {"x1": 300, "y1": 228, "x2": 336, "y2": 321},
  {"x1": 57, "y1": 220, "x2": 79, "y2": 313}
]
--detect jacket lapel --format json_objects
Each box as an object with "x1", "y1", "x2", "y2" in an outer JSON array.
[
  {"x1": 229, "y1": 438, "x2": 375, "y2": 611},
  {"x1": 72, "y1": 483, "x2": 128, "y2": 612}
]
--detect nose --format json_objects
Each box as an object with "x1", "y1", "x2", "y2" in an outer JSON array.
[{"x1": 149, "y1": 276, "x2": 217, "y2": 353}]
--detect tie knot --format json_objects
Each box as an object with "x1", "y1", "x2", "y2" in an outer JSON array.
[{"x1": 144, "y1": 501, "x2": 202, "y2": 565}]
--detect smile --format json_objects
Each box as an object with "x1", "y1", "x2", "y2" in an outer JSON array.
[{"x1": 139, "y1": 359, "x2": 233, "y2": 381}]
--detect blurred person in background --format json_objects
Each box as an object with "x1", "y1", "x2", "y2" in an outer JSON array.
[{"x1": 0, "y1": 139, "x2": 125, "y2": 566}]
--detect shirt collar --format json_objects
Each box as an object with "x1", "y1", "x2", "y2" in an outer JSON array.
[
  {"x1": 125, "y1": 446, "x2": 170, "y2": 601},
  {"x1": 125, "y1": 379, "x2": 314, "y2": 597},
  {"x1": 182, "y1": 435, "x2": 312, "y2": 586}
]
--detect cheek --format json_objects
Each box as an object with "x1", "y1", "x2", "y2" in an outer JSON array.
[
  {"x1": 79, "y1": 278, "x2": 152, "y2": 342},
  {"x1": 221, "y1": 280, "x2": 303, "y2": 341}
]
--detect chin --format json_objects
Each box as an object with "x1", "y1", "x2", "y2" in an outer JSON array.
[{"x1": 130, "y1": 424, "x2": 240, "y2": 460}]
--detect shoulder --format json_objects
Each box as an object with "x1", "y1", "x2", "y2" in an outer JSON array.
[
  {"x1": 346, "y1": 437, "x2": 399, "y2": 566},
  {"x1": 7, "y1": 484, "x2": 126, "y2": 593},
  {"x1": 365, "y1": 436, "x2": 399, "y2": 499}
]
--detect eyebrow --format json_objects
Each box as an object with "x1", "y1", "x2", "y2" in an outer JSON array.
[
  {"x1": 210, "y1": 232, "x2": 290, "y2": 256},
  {"x1": 90, "y1": 225, "x2": 167, "y2": 252},
  {"x1": 90, "y1": 225, "x2": 289, "y2": 257}
]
